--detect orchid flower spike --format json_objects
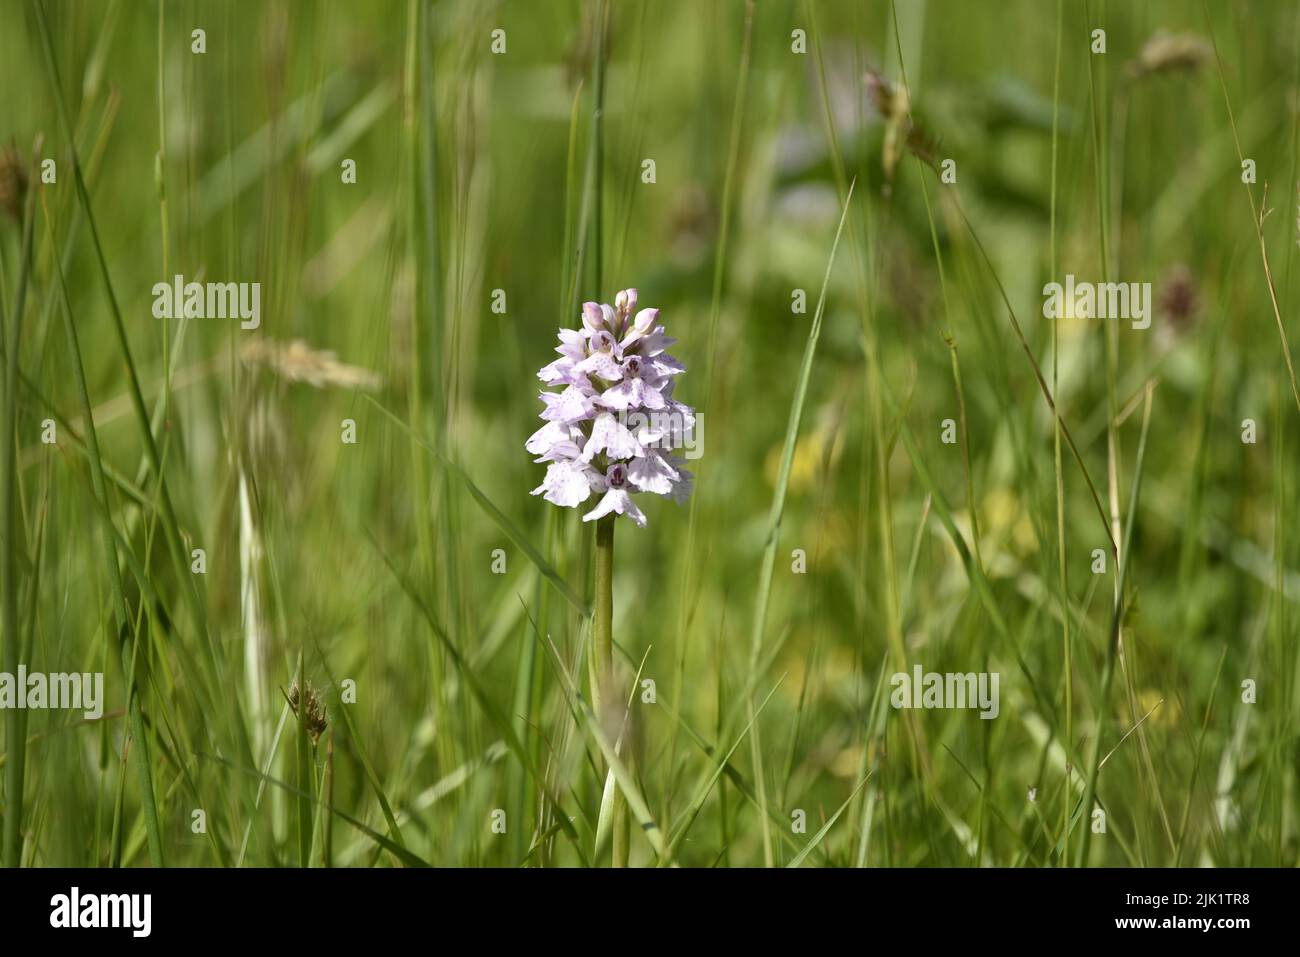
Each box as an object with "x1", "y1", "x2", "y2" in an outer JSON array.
[{"x1": 528, "y1": 289, "x2": 695, "y2": 527}]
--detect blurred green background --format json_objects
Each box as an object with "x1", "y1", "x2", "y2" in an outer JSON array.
[{"x1": 0, "y1": 0, "x2": 1298, "y2": 867}]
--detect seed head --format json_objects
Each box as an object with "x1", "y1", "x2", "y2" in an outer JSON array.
[
  {"x1": 1127, "y1": 30, "x2": 1211, "y2": 79},
  {"x1": 1158, "y1": 263, "x2": 1198, "y2": 332},
  {"x1": 287, "y1": 680, "x2": 328, "y2": 744},
  {"x1": 0, "y1": 142, "x2": 28, "y2": 223}
]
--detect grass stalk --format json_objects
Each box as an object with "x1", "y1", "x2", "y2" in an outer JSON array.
[
  {"x1": 746, "y1": 179, "x2": 855, "y2": 867},
  {"x1": 1049, "y1": 0, "x2": 1072, "y2": 866},
  {"x1": 1, "y1": 141, "x2": 37, "y2": 869},
  {"x1": 42, "y1": 193, "x2": 164, "y2": 867}
]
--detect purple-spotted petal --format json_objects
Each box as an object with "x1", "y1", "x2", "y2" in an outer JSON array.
[
  {"x1": 635, "y1": 328, "x2": 675, "y2": 356},
  {"x1": 525, "y1": 419, "x2": 571, "y2": 456},
  {"x1": 582, "y1": 488, "x2": 646, "y2": 527},
  {"x1": 581, "y1": 412, "x2": 644, "y2": 462},
  {"x1": 575, "y1": 350, "x2": 624, "y2": 381},
  {"x1": 538, "y1": 386, "x2": 595, "y2": 423},
  {"x1": 531, "y1": 460, "x2": 595, "y2": 508},
  {"x1": 627, "y1": 451, "x2": 679, "y2": 495}
]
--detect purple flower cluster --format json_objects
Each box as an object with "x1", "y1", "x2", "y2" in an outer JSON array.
[{"x1": 527, "y1": 289, "x2": 694, "y2": 527}]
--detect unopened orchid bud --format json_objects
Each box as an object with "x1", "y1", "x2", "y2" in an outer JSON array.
[
  {"x1": 582, "y1": 301, "x2": 604, "y2": 333},
  {"x1": 633, "y1": 307, "x2": 659, "y2": 334}
]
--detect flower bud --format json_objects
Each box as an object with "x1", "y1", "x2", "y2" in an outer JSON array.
[{"x1": 633, "y1": 307, "x2": 659, "y2": 334}]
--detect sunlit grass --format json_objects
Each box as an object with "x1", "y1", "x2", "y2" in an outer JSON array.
[{"x1": 0, "y1": 0, "x2": 1297, "y2": 867}]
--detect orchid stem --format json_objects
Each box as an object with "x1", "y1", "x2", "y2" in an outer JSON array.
[
  {"x1": 592, "y1": 513, "x2": 628, "y2": 866},
  {"x1": 593, "y1": 515, "x2": 614, "y2": 711}
]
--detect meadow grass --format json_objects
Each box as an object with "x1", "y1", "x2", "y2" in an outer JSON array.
[{"x1": 0, "y1": 0, "x2": 1297, "y2": 868}]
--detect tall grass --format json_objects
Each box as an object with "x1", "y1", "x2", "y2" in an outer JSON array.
[{"x1": 0, "y1": 0, "x2": 1296, "y2": 869}]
